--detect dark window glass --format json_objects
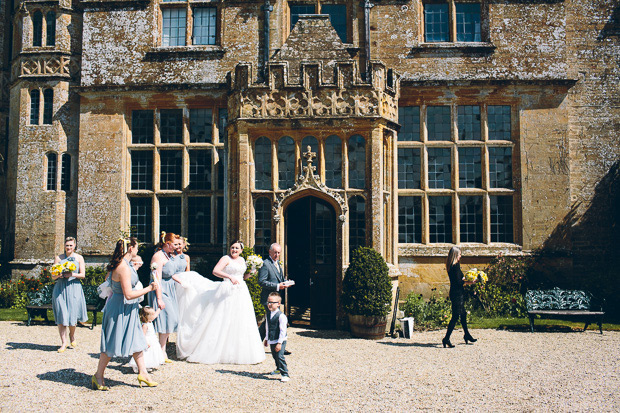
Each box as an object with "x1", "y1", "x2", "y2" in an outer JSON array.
[
  {"x1": 130, "y1": 197, "x2": 152, "y2": 243},
  {"x1": 301, "y1": 136, "x2": 318, "y2": 154},
  {"x1": 314, "y1": 202, "x2": 334, "y2": 265},
  {"x1": 427, "y1": 148, "x2": 451, "y2": 189},
  {"x1": 131, "y1": 151, "x2": 153, "y2": 190},
  {"x1": 458, "y1": 147, "x2": 482, "y2": 188},
  {"x1": 322, "y1": 4, "x2": 347, "y2": 42},
  {"x1": 46, "y1": 11, "x2": 56, "y2": 46},
  {"x1": 159, "y1": 197, "x2": 182, "y2": 236},
  {"x1": 424, "y1": 4, "x2": 449, "y2": 42},
  {"x1": 254, "y1": 197, "x2": 272, "y2": 258},
  {"x1": 189, "y1": 108, "x2": 212, "y2": 143},
  {"x1": 489, "y1": 147, "x2": 512, "y2": 188},
  {"x1": 349, "y1": 196, "x2": 366, "y2": 255},
  {"x1": 490, "y1": 196, "x2": 513, "y2": 243},
  {"x1": 160, "y1": 150, "x2": 183, "y2": 190},
  {"x1": 457, "y1": 105, "x2": 481, "y2": 140},
  {"x1": 429, "y1": 196, "x2": 452, "y2": 243},
  {"x1": 216, "y1": 148, "x2": 225, "y2": 190},
  {"x1": 218, "y1": 108, "x2": 228, "y2": 143},
  {"x1": 456, "y1": 3, "x2": 481, "y2": 42},
  {"x1": 189, "y1": 150, "x2": 211, "y2": 190},
  {"x1": 46, "y1": 153, "x2": 57, "y2": 191},
  {"x1": 132, "y1": 110, "x2": 154, "y2": 144},
  {"x1": 427, "y1": 106, "x2": 451, "y2": 141},
  {"x1": 398, "y1": 106, "x2": 420, "y2": 141},
  {"x1": 398, "y1": 148, "x2": 421, "y2": 189},
  {"x1": 488, "y1": 105, "x2": 511, "y2": 140},
  {"x1": 30, "y1": 90, "x2": 40, "y2": 125},
  {"x1": 160, "y1": 109, "x2": 183, "y2": 144},
  {"x1": 61, "y1": 153, "x2": 71, "y2": 192},
  {"x1": 348, "y1": 135, "x2": 366, "y2": 189},
  {"x1": 255, "y1": 137, "x2": 272, "y2": 190},
  {"x1": 460, "y1": 196, "x2": 483, "y2": 243},
  {"x1": 32, "y1": 11, "x2": 43, "y2": 47},
  {"x1": 325, "y1": 135, "x2": 342, "y2": 188},
  {"x1": 278, "y1": 136, "x2": 295, "y2": 189},
  {"x1": 193, "y1": 7, "x2": 217, "y2": 45},
  {"x1": 216, "y1": 196, "x2": 225, "y2": 244},
  {"x1": 398, "y1": 196, "x2": 422, "y2": 243},
  {"x1": 162, "y1": 8, "x2": 187, "y2": 46},
  {"x1": 188, "y1": 196, "x2": 210, "y2": 243},
  {"x1": 290, "y1": 5, "x2": 316, "y2": 30},
  {"x1": 43, "y1": 89, "x2": 53, "y2": 124}
]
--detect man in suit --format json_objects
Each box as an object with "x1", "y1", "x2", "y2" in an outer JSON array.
[{"x1": 258, "y1": 243, "x2": 291, "y2": 354}]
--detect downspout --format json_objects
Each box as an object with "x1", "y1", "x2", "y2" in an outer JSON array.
[
  {"x1": 262, "y1": 0, "x2": 273, "y2": 79},
  {"x1": 363, "y1": 0, "x2": 372, "y2": 80}
]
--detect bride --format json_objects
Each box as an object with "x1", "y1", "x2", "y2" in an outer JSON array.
[{"x1": 173, "y1": 241, "x2": 266, "y2": 364}]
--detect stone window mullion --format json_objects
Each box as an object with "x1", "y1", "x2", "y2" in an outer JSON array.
[
  {"x1": 449, "y1": 0, "x2": 457, "y2": 42},
  {"x1": 186, "y1": 2, "x2": 192, "y2": 46}
]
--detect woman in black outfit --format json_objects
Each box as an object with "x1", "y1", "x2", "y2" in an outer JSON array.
[{"x1": 442, "y1": 246, "x2": 477, "y2": 348}]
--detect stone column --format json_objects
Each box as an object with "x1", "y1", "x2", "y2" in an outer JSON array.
[
  {"x1": 230, "y1": 121, "x2": 252, "y2": 244},
  {"x1": 367, "y1": 122, "x2": 384, "y2": 255}
]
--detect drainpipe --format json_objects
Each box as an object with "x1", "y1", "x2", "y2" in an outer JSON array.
[
  {"x1": 262, "y1": 0, "x2": 273, "y2": 79},
  {"x1": 363, "y1": 0, "x2": 372, "y2": 81}
]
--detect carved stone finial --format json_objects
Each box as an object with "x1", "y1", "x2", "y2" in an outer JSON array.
[{"x1": 303, "y1": 146, "x2": 316, "y2": 166}]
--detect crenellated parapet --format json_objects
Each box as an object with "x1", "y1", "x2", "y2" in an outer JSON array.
[{"x1": 228, "y1": 60, "x2": 399, "y2": 124}]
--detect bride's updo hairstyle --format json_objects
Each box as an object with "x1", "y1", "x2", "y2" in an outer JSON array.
[
  {"x1": 229, "y1": 240, "x2": 244, "y2": 255},
  {"x1": 107, "y1": 237, "x2": 138, "y2": 271},
  {"x1": 156, "y1": 232, "x2": 176, "y2": 251}
]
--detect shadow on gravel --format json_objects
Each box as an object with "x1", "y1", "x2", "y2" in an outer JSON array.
[
  {"x1": 378, "y1": 342, "x2": 440, "y2": 348},
  {"x1": 295, "y1": 330, "x2": 354, "y2": 340},
  {"x1": 6, "y1": 342, "x2": 59, "y2": 352},
  {"x1": 216, "y1": 369, "x2": 276, "y2": 381},
  {"x1": 37, "y1": 368, "x2": 132, "y2": 389}
]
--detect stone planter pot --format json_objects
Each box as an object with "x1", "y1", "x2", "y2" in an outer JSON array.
[{"x1": 348, "y1": 314, "x2": 387, "y2": 340}]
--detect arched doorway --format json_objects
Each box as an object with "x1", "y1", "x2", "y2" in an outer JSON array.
[{"x1": 285, "y1": 196, "x2": 337, "y2": 328}]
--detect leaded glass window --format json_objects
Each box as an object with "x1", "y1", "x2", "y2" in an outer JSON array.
[
  {"x1": 162, "y1": 8, "x2": 187, "y2": 46},
  {"x1": 46, "y1": 11, "x2": 56, "y2": 46},
  {"x1": 188, "y1": 196, "x2": 211, "y2": 243},
  {"x1": 130, "y1": 197, "x2": 153, "y2": 242},
  {"x1": 254, "y1": 197, "x2": 272, "y2": 259},
  {"x1": 132, "y1": 111, "x2": 154, "y2": 144},
  {"x1": 160, "y1": 109, "x2": 183, "y2": 144},
  {"x1": 43, "y1": 89, "x2": 53, "y2": 125},
  {"x1": 460, "y1": 196, "x2": 483, "y2": 243},
  {"x1": 301, "y1": 136, "x2": 318, "y2": 154},
  {"x1": 398, "y1": 106, "x2": 420, "y2": 141},
  {"x1": 456, "y1": 4, "x2": 481, "y2": 42},
  {"x1": 46, "y1": 152, "x2": 57, "y2": 191},
  {"x1": 61, "y1": 153, "x2": 71, "y2": 192},
  {"x1": 427, "y1": 148, "x2": 451, "y2": 189},
  {"x1": 32, "y1": 11, "x2": 43, "y2": 47},
  {"x1": 488, "y1": 106, "x2": 511, "y2": 140},
  {"x1": 325, "y1": 135, "x2": 342, "y2": 188},
  {"x1": 30, "y1": 90, "x2": 40, "y2": 125},
  {"x1": 278, "y1": 136, "x2": 295, "y2": 189},
  {"x1": 349, "y1": 196, "x2": 366, "y2": 255},
  {"x1": 489, "y1": 147, "x2": 512, "y2": 188},
  {"x1": 193, "y1": 8, "x2": 217, "y2": 45},
  {"x1": 457, "y1": 105, "x2": 481, "y2": 140},
  {"x1": 322, "y1": 4, "x2": 347, "y2": 42},
  {"x1": 189, "y1": 150, "x2": 211, "y2": 190},
  {"x1": 131, "y1": 151, "x2": 153, "y2": 190},
  {"x1": 348, "y1": 135, "x2": 366, "y2": 189},
  {"x1": 458, "y1": 147, "x2": 482, "y2": 188},
  {"x1": 429, "y1": 196, "x2": 452, "y2": 243},
  {"x1": 427, "y1": 106, "x2": 451, "y2": 141},
  {"x1": 398, "y1": 196, "x2": 422, "y2": 243},
  {"x1": 398, "y1": 148, "x2": 421, "y2": 189},
  {"x1": 290, "y1": 4, "x2": 315, "y2": 30},
  {"x1": 491, "y1": 196, "x2": 513, "y2": 242},
  {"x1": 190, "y1": 108, "x2": 212, "y2": 143},
  {"x1": 160, "y1": 150, "x2": 183, "y2": 190},
  {"x1": 425, "y1": 4, "x2": 449, "y2": 42},
  {"x1": 159, "y1": 197, "x2": 182, "y2": 235},
  {"x1": 255, "y1": 137, "x2": 272, "y2": 190}
]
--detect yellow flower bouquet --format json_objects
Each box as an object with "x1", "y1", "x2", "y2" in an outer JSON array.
[
  {"x1": 49, "y1": 261, "x2": 77, "y2": 277},
  {"x1": 463, "y1": 268, "x2": 488, "y2": 284}
]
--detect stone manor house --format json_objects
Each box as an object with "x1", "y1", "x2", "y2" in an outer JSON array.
[{"x1": 0, "y1": 0, "x2": 618, "y2": 326}]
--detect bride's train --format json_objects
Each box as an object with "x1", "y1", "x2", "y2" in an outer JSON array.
[{"x1": 175, "y1": 271, "x2": 266, "y2": 364}]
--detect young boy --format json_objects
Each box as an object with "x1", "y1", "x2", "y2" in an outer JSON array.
[{"x1": 263, "y1": 292, "x2": 289, "y2": 382}]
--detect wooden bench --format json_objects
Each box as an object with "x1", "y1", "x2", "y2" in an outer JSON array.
[
  {"x1": 525, "y1": 288, "x2": 605, "y2": 334},
  {"x1": 26, "y1": 284, "x2": 105, "y2": 329}
]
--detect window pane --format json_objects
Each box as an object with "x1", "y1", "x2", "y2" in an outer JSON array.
[
  {"x1": 188, "y1": 196, "x2": 210, "y2": 243},
  {"x1": 61, "y1": 153, "x2": 71, "y2": 192},
  {"x1": 218, "y1": 108, "x2": 228, "y2": 143},
  {"x1": 189, "y1": 150, "x2": 211, "y2": 190},
  {"x1": 398, "y1": 196, "x2": 422, "y2": 243},
  {"x1": 488, "y1": 105, "x2": 511, "y2": 140},
  {"x1": 301, "y1": 136, "x2": 318, "y2": 154},
  {"x1": 46, "y1": 12, "x2": 56, "y2": 46},
  {"x1": 46, "y1": 153, "x2": 57, "y2": 191},
  {"x1": 322, "y1": 4, "x2": 347, "y2": 42},
  {"x1": 429, "y1": 196, "x2": 452, "y2": 243},
  {"x1": 216, "y1": 148, "x2": 225, "y2": 190},
  {"x1": 216, "y1": 196, "x2": 225, "y2": 244},
  {"x1": 130, "y1": 197, "x2": 152, "y2": 243},
  {"x1": 325, "y1": 135, "x2": 342, "y2": 188},
  {"x1": 398, "y1": 148, "x2": 421, "y2": 189},
  {"x1": 131, "y1": 151, "x2": 153, "y2": 190},
  {"x1": 193, "y1": 7, "x2": 216, "y2": 45},
  {"x1": 491, "y1": 196, "x2": 513, "y2": 243},
  {"x1": 349, "y1": 196, "x2": 366, "y2": 255},
  {"x1": 160, "y1": 109, "x2": 183, "y2": 144},
  {"x1": 30, "y1": 90, "x2": 40, "y2": 125},
  {"x1": 457, "y1": 105, "x2": 481, "y2": 140},
  {"x1": 43, "y1": 89, "x2": 53, "y2": 124},
  {"x1": 132, "y1": 110, "x2": 154, "y2": 144},
  {"x1": 159, "y1": 197, "x2": 182, "y2": 236},
  {"x1": 254, "y1": 197, "x2": 271, "y2": 258},
  {"x1": 189, "y1": 108, "x2": 212, "y2": 143},
  {"x1": 32, "y1": 11, "x2": 43, "y2": 47},
  {"x1": 458, "y1": 147, "x2": 482, "y2": 188},
  {"x1": 278, "y1": 136, "x2": 295, "y2": 189},
  {"x1": 460, "y1": 196, "x2": 483, "y2": 243},
  {"x1": 489, "y1": 147, "x2": 512, "y2": 188},
  {"x1": 160, "y1": 150, "x2": 183, "y2": 190},
  {"x1": 348, "y1": 135, "x2": 366, "y2": 189},
  {"x1": 290, "y1": 5, "x2": 316, "y2": 30},
  {"x1": 427, "y1": 106, "x2": 451, "y2": 141},
  {"x1": 456, "y1": 3, "x2": 481, "y2": 42},
  {"x1": 398, "y1": 106, "x2": 420, "y2": 141},
  {"x1": 428, "y1": 148, "x2": 451, "y2": 189},
  {"x1": 424, "y1": 4, "x2": 449, "y2": 42},
  {"x1": 255, "y1": 137, "x2": 272, "y2": 190},
  {"x1": 162, "y1": 8, "x2": 187, "y2": 47},
  {"x1": 315, "y1": 202, "x2": 334, "y2": 265}
]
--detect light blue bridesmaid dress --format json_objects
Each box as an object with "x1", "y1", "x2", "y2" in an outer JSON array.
[
  {"x1": 52, "y1": 255, "x2": 88, "y2": 326},
  {"x1": 100, "y1": 259, "x2": 148, "y2": 357},
  {"x1": 150, "y1": 255, "x2": 179, "y2": 334},
  {"x1": 176, "y1": 254, "x2": 188, "y2": 273}
]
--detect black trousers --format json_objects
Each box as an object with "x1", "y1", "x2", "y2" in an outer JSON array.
[{"x1": 444, "y1": 294, "x2": 470, "y2": 340}]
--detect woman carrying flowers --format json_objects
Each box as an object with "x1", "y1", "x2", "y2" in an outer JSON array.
[{"x1": 51, "y1": 237, "x2": 88, "y2": 353}]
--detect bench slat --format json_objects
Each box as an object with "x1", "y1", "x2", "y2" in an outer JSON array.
[{"x1": 528, "y1": 310, "x2": 605, "y2": 316}]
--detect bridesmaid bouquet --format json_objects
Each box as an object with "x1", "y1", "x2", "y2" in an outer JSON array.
[
  {"x1": 50, "y1": 261, "x2": 77, "y2": 277},
  {"x1": 245, "y1": 255, "x2": 264, "y2": 275},
  {"x1": 464, "y1": 268, "x2": 488, "y2": 284}
]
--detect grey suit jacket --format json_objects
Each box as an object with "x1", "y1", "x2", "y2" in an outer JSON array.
[{"x1": 258, "y1": 257, "x2": 284, "y2": 305}]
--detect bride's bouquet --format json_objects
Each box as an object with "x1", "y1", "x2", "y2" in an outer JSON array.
[
  {"x1": 245, "y1": 255, "x2": 264, "y2": 275},
  {"x1": 463, "y1": 268, "x2": 488, "y2": 284}
]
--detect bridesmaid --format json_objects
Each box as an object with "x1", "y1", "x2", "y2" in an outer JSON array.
[
  {"x1": 149, "y1": 232, "x2": 178, "y2": 362},
  {"x1": 93, "y1": 237, "x2": 158, "y2": 390},
  {"x1": 174, "y1": 235, "x2": 190, "y2": 272},
  {"x1": 52, "y1": 237, "x2": 88, "y2": 353}
]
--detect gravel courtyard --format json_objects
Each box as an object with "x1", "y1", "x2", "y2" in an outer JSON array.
[{"x1": 1, "y1": 321, "x2": 618, "y2": 412}]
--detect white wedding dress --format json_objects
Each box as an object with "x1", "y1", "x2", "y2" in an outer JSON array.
[{"x1": 175, "y1": 257, "x2": 266, "y2": 364}]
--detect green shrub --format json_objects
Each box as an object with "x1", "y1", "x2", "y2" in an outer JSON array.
[
  {"x1": 342, "y1": 247, "x2": 392, "y2": 317},
  {"x1": 402, "y1": 289, "x2": 451, "y2": 329},
  {"x1": 241, "y1": 246, "x2": 265, "y2": 319},
  {"x1": 84, "y1": 265, "x2": 108, "y2": 286},
  {"x1": 0, "y1": 274, "x2": 48, "y2": 309}
]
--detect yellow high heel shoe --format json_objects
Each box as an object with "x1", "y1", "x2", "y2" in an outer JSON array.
[
  {"x1": 137, "y1": 374, "x2": 158, "y2": 388},
  {"x1": 57, "y1": 346, "x2": 67, "y2": 353},
  {"x1": 91, "y1": 375, "x2": 109, "y2": 391},
  {"x1": 164, "y1": 358, "x2": 173, "y2": 363},
  {"x1": 70, "y1": 341, "x2": 77, "y2": 348}
]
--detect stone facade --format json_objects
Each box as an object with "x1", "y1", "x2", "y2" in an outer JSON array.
[{"x1": 1, "y1": 0, "x2": 618, "y2": 323}]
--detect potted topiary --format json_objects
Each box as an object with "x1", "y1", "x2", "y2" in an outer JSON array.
[{"x1": 341, "y1": 247, "x2": 393, "y2": 339}]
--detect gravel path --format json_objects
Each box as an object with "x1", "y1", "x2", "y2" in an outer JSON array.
[{"x1": 0, "y1": 321, "x2": 618, "y2": 411}]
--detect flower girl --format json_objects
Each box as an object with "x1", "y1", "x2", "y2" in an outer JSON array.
[{"x1": 128, "y1": 306, "x2": 166, "y2": 372}]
